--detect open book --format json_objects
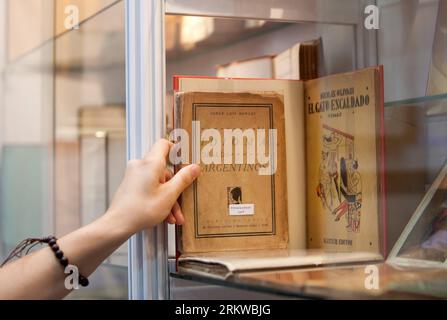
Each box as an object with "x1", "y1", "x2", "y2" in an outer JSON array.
[
  {"x1": 172, "y1": 66, "x2": 385, "y2": 273},
  {"x1": 178, "y1": 250, "x2": 383, "y2": 280}
]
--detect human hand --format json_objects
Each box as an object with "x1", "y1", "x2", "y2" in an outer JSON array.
[{"x1": 105, "y1": 139, "x2": 200, "y2": 235}]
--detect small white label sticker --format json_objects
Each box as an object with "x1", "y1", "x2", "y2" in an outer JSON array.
[{"x1": 229, "y1": 204, "x2": 254, "y2": 216}]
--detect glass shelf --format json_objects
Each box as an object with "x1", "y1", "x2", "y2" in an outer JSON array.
[
  {"x1": 170, "y1": 270, "x2": 324, "y2": 299},
  {"x1": 385, "y1": 93, "x2": 447, "y2": 112},
  {"x1": 171, "y1": 261, "x2": 447, "y2": 299}
]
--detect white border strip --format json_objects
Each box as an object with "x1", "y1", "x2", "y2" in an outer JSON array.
[{"x1": 126, "y1": 0, "x2": 168, "y2": 300}]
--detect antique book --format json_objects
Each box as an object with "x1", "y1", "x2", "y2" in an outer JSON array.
[
  {"x1": 174, "y1": 92, "x2": 289, "y2": 253},
  {"x1": 215, "y1": 38, "x2": 324, "y2": 81},
  {"x1": 173, "y1": 66, "x2": 385, "y2": 258},
  {"x1": 178, "y1": 249, "x2": 383, "y2": 280},
  {"x1": 273, "y1": 38, "x2": 324, "y2": 81},
  {"x1": 305, "y1": 68, "x2": 385, "y2": 254}
]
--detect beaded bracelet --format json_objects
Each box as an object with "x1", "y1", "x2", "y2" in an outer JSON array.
[
  {"x1": 0, "y1": 236, "x2": 89, "y2": 287},
  {"x1": 45, "y1": 236, "x2": 89, "y2": 287}
]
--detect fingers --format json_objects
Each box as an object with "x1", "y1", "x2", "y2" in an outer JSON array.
[
  {"x1": 163, "y1": 164, "x2": 201, "y2": 202},
  {"x1": 160, "y1": 168, "x2": 173, "y2": 183},
  {"x1": 164, "y1": 201, "x2": 184, "y2": 225},
  {"x1": 165, "y1": 213, "x2": 176, "y2": 224},
  {"x1": 143, "y1": 139, "x2": 173, "y2": 165},
  {"x1": 165, "y1": 168, "x2": 173, "y2": 180},
  {"x1": 171, "y1": 201, "x2": 185, "y2": 225}
]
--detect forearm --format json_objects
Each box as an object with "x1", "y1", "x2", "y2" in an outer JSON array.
[
  {"x1": 0, "y1": 210, "x2": 132, "y2": 300},
  {"x1": 0, "y1": 139, "x2": 199, "y2": 300}
]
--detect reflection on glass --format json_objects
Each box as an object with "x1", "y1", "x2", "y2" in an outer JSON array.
[
  {"x1": 0, "y1": 0, "x2": 127, "y2": 299},
  {"x1": 54, "y1": 0, "x2": 127, "y2": 298},
  {"x1": 78, "y1": 107, "x2": 127, "y2": 267},
  {"x1": 0, "y1": 1, "x2": 54, "y2": 260},
  {"x1": 166, "y1": 16, "x2": 293, "y2": 60},
  {"x1": 180, "y1": 16, "x2": 215, "y2": 50},
  {"x1": 398, "y1": 163, "x2": 447, "y2": 262}
]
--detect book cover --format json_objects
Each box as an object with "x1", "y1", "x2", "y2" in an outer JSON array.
[
  {"x1": 174, "y1": 91, "x2": 289, "y2": 253},
  {"x1": 173, "y1": 77, "x2": 307, "y2": 252},
  {"x1": 173, "y1": 66, "x2": 385, "y2": 259},
  {"x1": 305, "y1": 67, "x2": 385, "y2": 253}
]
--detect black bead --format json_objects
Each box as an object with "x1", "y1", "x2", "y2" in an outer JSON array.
[
  {"x1": 51, "y1": 244, "x2": 59, "y2": 252},
  {"x1": 79, "y1": 276, "x2": 89, "y2": 287},
  {"x1": 48, "y1": 239, "x2": 57, "y2": 246},
  {"x1": 59, "y1": 257, "x2": 68, "y2": 267},
  {"x1": 55, "y1": 250, "x2": 64, "y2": 259}
]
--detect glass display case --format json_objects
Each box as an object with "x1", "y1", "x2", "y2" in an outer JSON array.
[
  {"x1": 0, "y1": 0, "x2": 127, "y2": 299},
  {"x1": 125, "y1": 0, "x2": 447, "y2": 300},
  {"x1": 1, "y1": 0, "x2": 446, "y2": 300}
]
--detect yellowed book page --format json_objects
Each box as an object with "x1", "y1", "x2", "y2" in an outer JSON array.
[
  {"x1": 305, "y1": 68, "x2": 381, "y2": 253},
  {"x1": 179, "y1": 249, "x2": 383, "y2": 273},
  {"x1": 176, "y1": 92, "x2": 288, "y2": 253},
  {"x1": 176, "y1": 78, "x2": 305, "y2": 249}
]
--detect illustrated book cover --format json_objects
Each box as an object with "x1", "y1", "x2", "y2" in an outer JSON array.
[{"x1": 173, "y1": 66, "x2": 385, "y2": 259}]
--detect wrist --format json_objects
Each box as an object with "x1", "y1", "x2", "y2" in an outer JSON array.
[{"x1": 97, "y1": 209, "x2": 136, "y2": 241}]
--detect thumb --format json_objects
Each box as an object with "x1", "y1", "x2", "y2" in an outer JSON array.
[{"x1": 164, "y1": 164, "x2": 201, "y2": 201}]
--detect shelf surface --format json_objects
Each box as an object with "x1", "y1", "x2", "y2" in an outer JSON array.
[
  {"x1": 385, "y1": 93, "x2": 447, "y2": 108},
  {"x1": 172, "y1": 261, "x2": 447, "y2": 299}
]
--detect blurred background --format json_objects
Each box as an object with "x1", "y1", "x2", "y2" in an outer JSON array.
[{"x1": 0, "y1": 0, "x2": 127, "y2": 299}]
